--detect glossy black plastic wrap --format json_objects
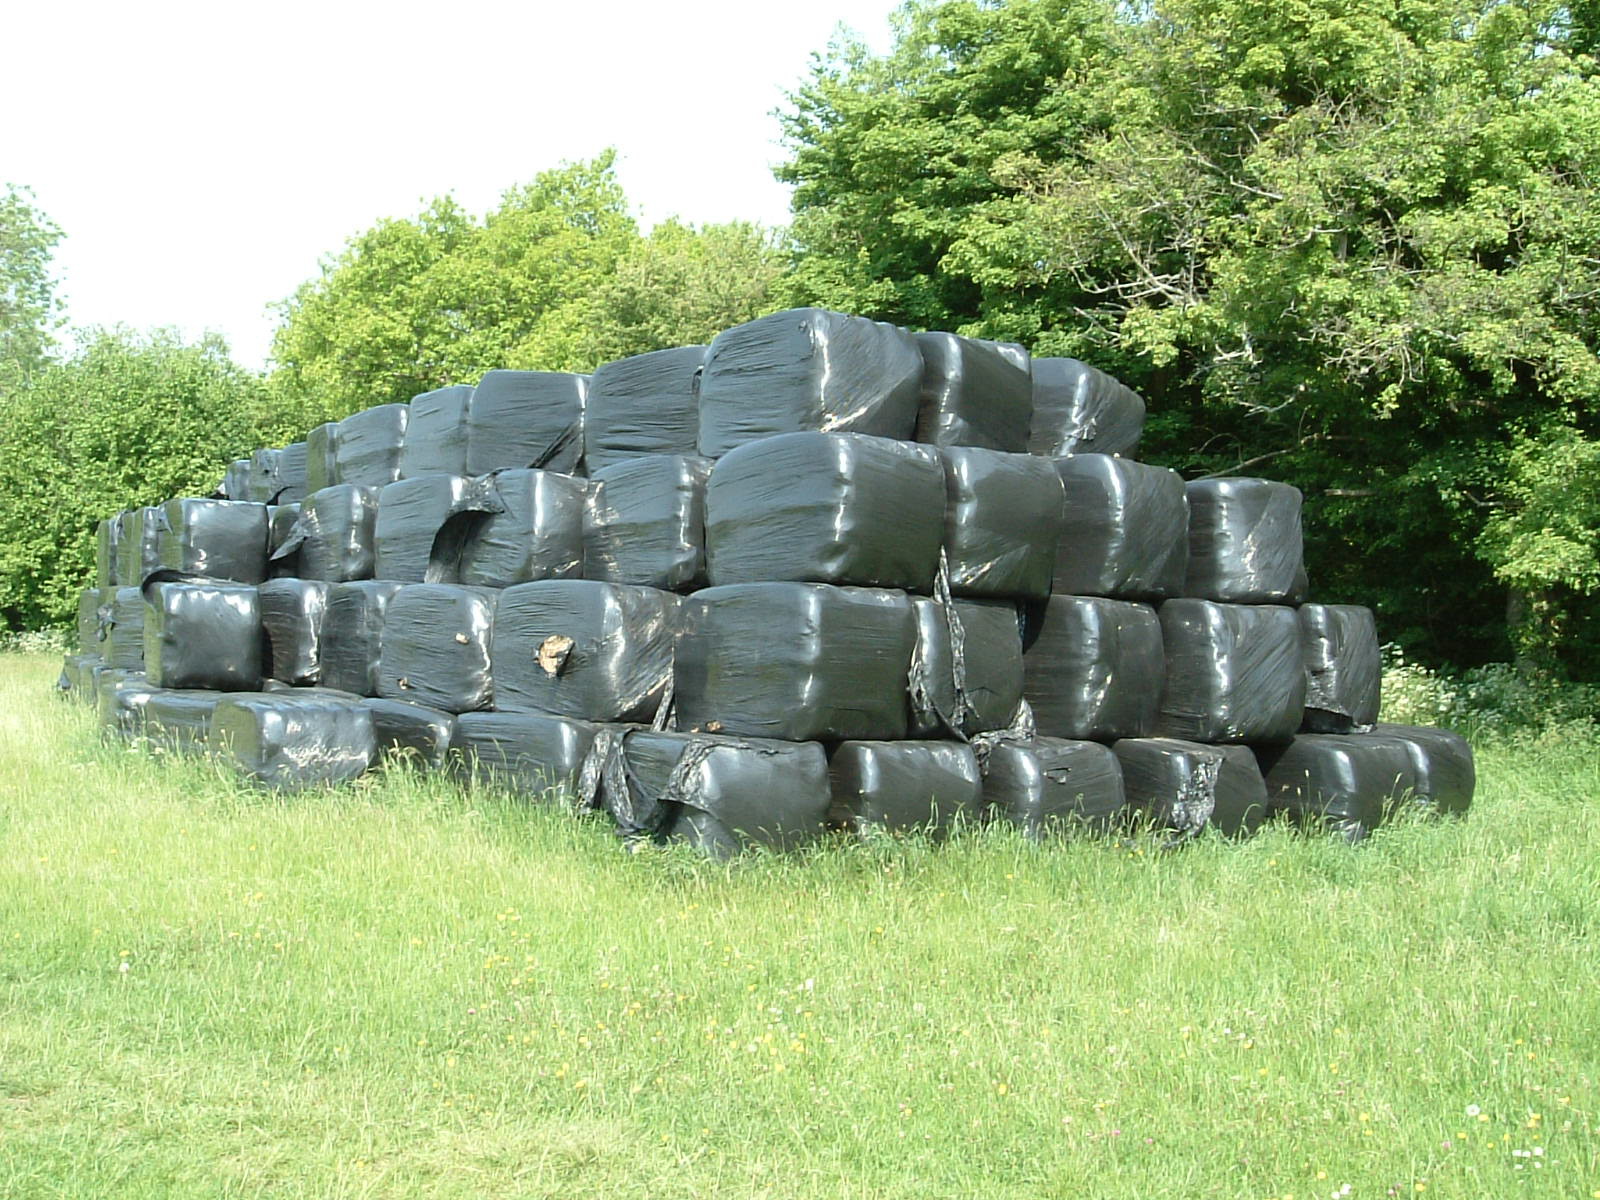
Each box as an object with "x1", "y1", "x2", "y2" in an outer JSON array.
[
  {"x1": 334, "y1": 403, "x2": 410, "y2": 489},
  {"x1": 76, "y1": 587, "x2": 107, "y2": 654},
  {"x1": 908, "y1": 597, "x2": 1024, "y2": 738},
  {"x1": 211, "y1": 693, "x2": 375, "y2": 789},
  {"x1": 220, "y1": 459, "x2": 253, "y2": 501},
  {"x1": 142, "y1": 582, "x2": 261, "y2": 691},
  {"x1": 675, "y1": 583, "x2": 918, "y2": 742},
  {"x1": 1157, "y1": 600, "x2": 1304, "y2": 744},
  {"x1": 247, "y1": 448, "x2": 285, "y2": 503},
  {"x1": 981, "y1": 738, "x2": 1127, "y2": 836},
  {"x1": 57, "y1": 653, "x2": 101, "y2": 699},
  {"x1": 491, "y1": 581, "x2": 676, "y2": 723},
  {"x1": 1372, "y1": 724, "x2": 1475, "y2": 815},
  {"x1": 583, "y1": 345, "x2": 705, "y2": 472},
  {"x1": 106, "y1": 587, "x2": 147, "y2": 670},
  {"x1": 705, "y1": 433, "x2": 945, "y2": 591},
  {"x1": 98, "y1": 674, "x2": 158, "y2": 740},
  {"x1": 583, "y1": 454, "x2": 709, "y2": 591},
  {"x1": 1027, "y1": 358, "x2": 1146, "y2": 457},
  {"x1": 827, "y1": 740, "x2": 983, "y2": 836},
  {"x1": 282, "y1": 485, "x2": 379, "y2": 582},
  {"x1": 320, "y1": 580, "x2": 404, "y2": 696},
  {"x1": 117, "y1": 506, "x2": 165, "y2": 587},
  {"x1": 1054, "y1": 455, "x2": 1188, "y2": 600},
  {"x1": 362, "y1": 698, "x2": 457, "y2": 770},
  {"x1": 95, "y1": 518, "x2": 120, "y2": 588},
  {"x1": 941, "y1": 447, "x2": 1064, "y2": 600},
  {"x1": 697, "y1": 308, "x2": 924, "y2": 457},
  {"x1": 457, "y1": 469, "x2": 585, "y2": 588},
  {"x1": 144, "y1": 689, "x2": 228, "y2": 753},
  {"x1": 913, "y1": 333, "x2": 1033, "y2": 451},
  {"x1": 1256, "y1": 733, "x2": 1417, "y2": 841},
  {"x1": 267, "y1": 504, "x2": 301, "y2": 578},
  {"x1": 451, "y1": 710, "x2": 601, "y2": 795},
  {"x1": 1299, "y1": 604, "x2": 1381, "y2": 732},
  {"x1": 399, "y1": 385, "x2": 474, "y2": 478},
  {"x1": 1184, "y1": 478, "x2": 1304, "y2": 603},
  {"x1": 466, "y1": 370, "x2": 587, "y2": 476},
  {"x1": 249, "y1": 445, "x2": 306, "y2": 504},
  {"x1": 1112, "y1": 738, "x2": 1268, "y2": 839},
  {"x1": 374, "y1": 475, "x2": 484, "y2": 582},
  {"x1": 258, "y1": 579, "x2": 331, "y2": 685},
  {"x1": 156, "y1": 498, "x2": 269, "y2": 584},
  {"x1": 306, "y1": 422, "x2": 340, "y2": 493},
  {"x1": 375, "y1": 584, "x2": 495, "y2": 713},
  {"x1": 1021, "y1": 596, "x2": 1164, "y2": 740}
]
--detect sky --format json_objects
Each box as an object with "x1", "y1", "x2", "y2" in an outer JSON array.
[{"x1": 7, "y1": 0, "x2": 904, "y2": 369}]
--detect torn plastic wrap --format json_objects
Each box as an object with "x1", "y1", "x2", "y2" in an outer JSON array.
[
  {"x1": 907, "y1": 596, "x2": 1024, "y2": 738},
  {"x1": 676, "y1": 583, "x2": 917, "y2": 742},
  {"x1": 457, "y1": 469, "x2": 585, "y2": 588},
  {"x1": 210, "y1": 693, "x2": 375, "y2": 789},
  {"x1": 982, "y1": 739, "x2": 1127, "y2": 837},
  {"x1": 1027, "y1": 358, "x2": 1146, "y2": 457},
  {"x1": 451, "y1": 710, "x2": 601, "y2": 797},
  {"x1": 258, "y1": 578, "x2": 331, "y2": 685},
  {"x1": 940, "y1": 447, "x2": 1064, "y2": 600},
  {"x1": 620, "y1": 731, "x2": 829, "y2": 856},
  {"x1": 399, "y1": 385, "x2": 474, "y2": 478},
  {"x1": 1021, "y1": 596, "x2": 1164, "y2": 741},
  {"x1": 491, "y1": 581, "x2": 676, "y2": 723},
  {"x1": 282, "y1": 485, "x2": 379, "y2": 582},
  {"x1": 1184, "y1": 478, "x2": 1304, "y2": 603},
  {"x1": 466, "y1": 370, "x2": 587, "y2": 476},
  {"x1": 248, "y1": 447, "x2": 297, "y2": 503},
  {"x1": 705, "y1": 432, "x2": 945, "y2": 591},
  {"x1": 105, "y1": 587, "x2": 147, "y2": 670},
  {"x1": 144, "y1": 689, "x2": 228, "y2": 754},
  {"x1": 583, "y1": 454, "x2": 709, "y2": 591},
  {"x1": 267, "y1": 504, "x2": 301, "y2": 578},
  {"x1": 697, "y1": 308, "x2": 924, "y2": 457},
  {"x1": 320, "y1": 580, "x2": 404, "y2": 696},
  {"x1": 1299, "y1": 604, "x2": 1380, "y2": 732},
  {"x1": 913, "y1": 332, "x2": 1033, "y2": 451},
  {"x1": 362, "y1": 698, "x2": 457, "y2": 769},
  {"x1": 334, "y1": 403, "x2": 410, "y2": 489},
  {"x1": 95, "y1": 517, "x2": 120, "y2": 588},
  {"x1": 157, "y1": 498, "x2": 269, "y2": 583},
  {"x1": 117, "y1": 506, "x2": 164, "y2": 587},
  {"x1": 76, "y1": 587, "x2": 107, "y2": 654},
  {"x1": 306, "y1": 422, "x2": 340, "y2": 492},
  {"x1": 220, "y1": 459, "x2": 253, "y2": 500},
  {"x1": 1372, "y1": 724, "x2": 1475, "y2": 815},
  {"x1": 376, "y1": 584, "x2": 495, "y2": 713},
  {"x1": 1054, "y1": 455, "x2": 1188, "y2": 600},
  {"x1": 584, "y1": 345, "x2": 705, "y2": 472},
  {"x1": 373, "y1": 475, "x2": 482, "y2": 582},
  {"x1": 1256, "y1": 733, "x2": 1417, "y2": 841},
  {"x1": 276, "y1": 442, "x2": 309, "y2": 503},
  {"x1": 1157, "y1": 599, "x2": 1305, "y2": 744},
  {"x1": 1112, "y1": 738, "x2": 1268, "y2": 839},
  {"x1": 828, "y1": 740, "x2": 983, "y2": 836},
  {"x1": 142, "y1": 581, "x2": 262, "y2": 691}
]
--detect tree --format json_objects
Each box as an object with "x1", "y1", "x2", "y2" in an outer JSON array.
[{"x1": 0, "y1": 183, "x2": 63, "y2": 395}]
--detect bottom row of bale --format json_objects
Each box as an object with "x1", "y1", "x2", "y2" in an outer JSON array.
[{"x1": 58, "y1": 658, "x2": 1472, "y2": 854}]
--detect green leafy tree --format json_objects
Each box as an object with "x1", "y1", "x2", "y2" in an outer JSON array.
[{"x1": 0, "y1": 183, "x2": 64, "y2": 394}]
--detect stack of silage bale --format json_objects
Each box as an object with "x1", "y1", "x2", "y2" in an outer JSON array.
[{"x1": 60, "y1": 307, "x2": 1474, "y2": 851}]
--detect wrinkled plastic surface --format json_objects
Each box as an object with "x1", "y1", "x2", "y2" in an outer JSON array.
[
  {"x1": 267, "y1": 504, "x2": 301, "y2": 577},
  {"x1": 376, "y1": 584, "x2": 495, "y2": 713},
  {"x1": 117, "y1": 506, "x2": 165, "y2": 587},
  {"x1": 258, "y1": 579, "x2": 330, "y2": 685},
  {"x1": 982, "y1": 738, "x2": 1127, "y2": 836},
  {"x1": 1184, "y1": 478, "x2": 1304, "y2": 603},
  {"x1": 466, "y1": 370, "x2": 587, "y2": 476},
  {"x1": 249, "y1": 445, "x2": 306, "y2": 504},
  {"x1": 362, "y1": 698, "x2": 457, "y2": 769},
  {"x1": 157, "y1": 498, "x2": 269, "y2": 583},
  {"x1": 1157, "y1": 600, "x2": 1304, "y2": 743},
  {"x1": 1113, "y1": 738, "x2": 1268, "y2": 838},
  {"x1": 95, "y1": 518, "x2": 120, "y2": 588},
  {"x1": 282, "y1": 485, "x2": 379, "y2": 582},
  {"x1": 1373, "y1": 724, "x2": 1475, "y2": 815},
  {"x1": 908, "y1": 597, "x2": 1024, "y2": 738},
  {"x1": 373, "y1": 475, "x2": 479, "y2": 582},
  {"x1": 698, "y1": 308, "x2": 924, "y2": 457},
  {"x1": 676, "y1": 583, "x2": 917, "y2": 742},
  {"x1": 335, "y1": 403, "x2": 410, "y2": 489},
  {"x1": 828, "y1": 740, "x2": 982, "y2": 836},
  {"x1": 457, "y1": 469, "x2": 585, "y2": 588},
  {"x1": 941, "y1": 447, "x2": 1064, "y2": 600},
  {"x1": 143, "y1": 581, "x2": 261, "y2": 691},
  {"x1": 400, "y1": 385, "x2": 474, "y2": 478},
  {"x1": 1054, "y1": 455, "x2": 1188, "y2": 599},
  {"x1": 248, "y1": 448, "x2": 285, "y2": 503},
  {"x1": 105, "y1": 587, "x2": 147, "y2": 670},
  {"x1": 220, "y1": 459, "x2": 253, "y2": 501},
  {"x1": 77, "y1": 587, "x2": 106, "y2": 654},
  {"x1": 583, "y1": 455, "x2": 709, "y2": 591},
  {"x1": 1256, "y1": 733, "x2": 1417, "y2": 840},
  {"x1": 58, "y1": 652, "x2": 101, "y2": 699},
  {"x1": 1027, "y1": 358, "x2": 1145, "y2": 457},
  {"x1": 98, "y1": 674, "x2": 158, "y2": 740},
  {"x1": 144, "y1": 688, "x2": 227, "y2": 753},
  {"x1": 306, "y1": 422, "x2": 340, "y2": 493},
  {"x1": 452, "y1": 710, "x2": 600, "y2": 795},
  {"x1": 1021, "y1": 596, "x2": 1163, "y2": 740},
  {"x1": 914, "y1": 332, "x2": 1033, "y2": 451},
  {"x1": 584, "y1": 345, "x2": 705, "y2": 472},
  {"x1": 705, "y1": 432, "x2": 945, "y2": 591},
  {"x1": 1299, "y1": 604, "x2": 1380, "y2": 732},
  {"x1": 320, "y1": 580, "x2": 404, "y2": 696},
  {"x1": 211, "y1": 693, "x2": 375, "y2": 789}
]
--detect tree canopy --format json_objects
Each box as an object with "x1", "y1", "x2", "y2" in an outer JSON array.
[{"x1": 0, "y1": 183, "x2": 64, "y2": 395}]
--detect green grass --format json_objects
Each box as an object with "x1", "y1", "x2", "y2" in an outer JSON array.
[{"x1": 3, "y1": 652, "x2": 1598, "y2": 1198}]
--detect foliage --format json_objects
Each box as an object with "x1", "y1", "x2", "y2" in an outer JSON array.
[
  {"x1": 0, "y1": 183, "x2": 63, "y2": 395},
  {"x1": 1381, "y1": 644, "x2": 1600, "y2": 739}
]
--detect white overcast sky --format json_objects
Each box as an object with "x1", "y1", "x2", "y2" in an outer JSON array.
[{"x1": 7, "y1": 0, "x2": 904, "y2": 369}]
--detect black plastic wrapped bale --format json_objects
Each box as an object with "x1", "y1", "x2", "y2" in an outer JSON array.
[
  {"x1": 220, "y1": 458, "x2": 253, "y2": 500},
  {"x1": 285, "y1": 485, "x2": 379, "y2": 582},
  {"x1": 373, "y1": 475, "x2": 480, "y2": 582},
  {"x1": 1113, "y1": 738, "x2": 1269, "y2": 839},
  {"x1": 376, "y1": 584, "x2": 495, "y2": 713},
  {"x1": 1373, "y1": 724, "x2": 1475, "y2": 815},
  {"x1": 1021, "y1": 596, "x2": 1163, "y2": 740},
  {"x1": 621, "y1": 731, "x2": 829, "y2": 856},
  {"x1": 908, "y1": 597, "x2": 1024, "y2": 738},
  {"x1": 277, "y1": 442, "x2": 309, "y2": 504},
  {"x1": 156, "y1": 498, "x2": 269, "y2": 584},
  {"x1": 941, "y1": 447, "x2": 1063, "y2": 600},
  {"x1": 105, "y1": 587, "x2": 147, "y2": 671},
  {"x1": 248, "y1": 448, "x2": 286, "y2": 503},
  {"x1": 913, "y1": 332, "x2": 1033, "y2": 452},
  {"x1": 982, "y1": 739, "x2": 1127, "y2": 837},
  {"x1": 117, "y1": 506, "x2": 165, "y2": 587},
  {"x1": 1027, "y1": 358, "x2": 1146, "y2": 458},
  {"x1": 1299, "y1": 604, "x2": 1380, "y2": 732},
  {"x1": 584, "y1": 345, "x2": 705, "y2": 473},
  {"x1": 144, "y1": 689, "x2": 227, "y2": 754},
  {"x1": 334, "y1": 403, "x2": 410, "y2": 489},
  {"x1": 56, "y1": 653, "x2": 97, "y2": 699},
  {"x1": 1184, "y1": 478, "x2": 1304, "y2": 603},
  {"x1": 676, "y1": 583, "x2": 917, "y2": 742},
  {"x1": 95, "y1": 517, "x2": 120, "y2": 588},
  {"x1": 99, "y1": 674, "x2": 158, "y2": 740},
  {"x1": 457, "y1": 469, "x2": 585, "y2": 588},
  {"x1": 76, "y1": 587, "x2": 106, "y2": 654},
  {"x1": 210, "y1": 693, "x2": 374, "y2": 788},
  {"x1": 362, "y1": 698, "x2": 457, "y2": 770},
  {"x1": 321, "y1": 580, "x2": 404, "y2": 696},
  {"x1": 1256, "y1": 734, "x2": 1418, "y2": 841},
  {"x1": 258, "y1": 579, "x2": 331, "y2": 685},
  {"x1": 583, "y1": 454, "x2": 709, "y2": 591},
  {"x1": 306, "y1": 422, "x2": 340, "y2": 492},
  {"x1": 698, "y1": 308, "x2": 924, "y2": 457},
  {"x1": 705, "y1": 432, "x2": 945, "y2": 591},
  {"x1": 1054, "y1": 455, "x2": 1189, "y2": 600},
  {"x1": 267, "y1": 504, "x2": 301, "y2": 578},
  {"x1": 143, "y1": 581, "x2": 262, "y2": 691},
  {"x1": 828, "y1": 740, "x2": 982, "y2": 837},
  {"x1": 466, "y1": 370, "x2": 587, "y2": 476},
  {"x1": 451, "y1": 711, "x2": 600, "y2": 795},
  {"x1": 491, "y1": 581, "x2": 676, "y2": 723},
  {"x1": 399, "y1": 385, "x2": 474, "y2": 478},
  {"x1": 1157, "y1": 600, "x2": 1304, "y2": 744}
]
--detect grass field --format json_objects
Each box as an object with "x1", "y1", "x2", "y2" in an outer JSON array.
[{"x1": 3, "y1": 651, "x2": 1598, "y2": 1198}]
